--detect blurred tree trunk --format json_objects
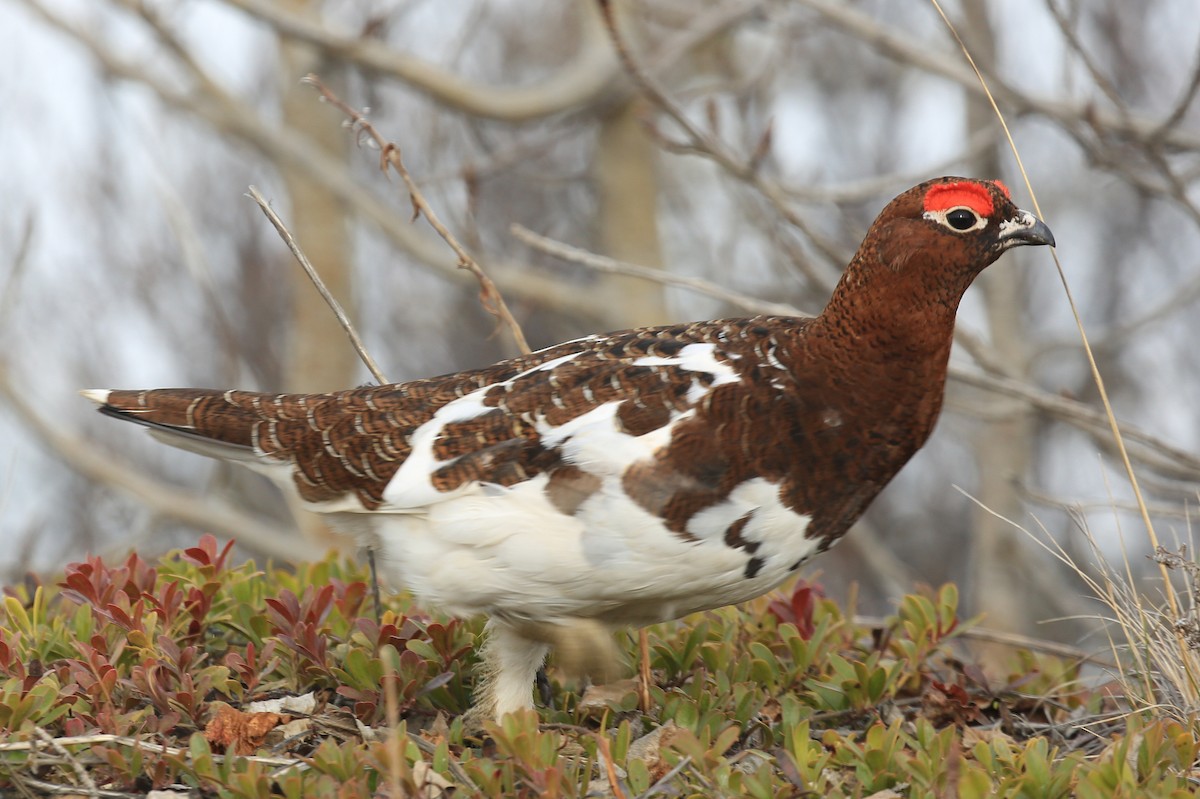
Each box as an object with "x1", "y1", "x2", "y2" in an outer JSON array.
[
  {"x1": 592, "y1": 8, "x2": 667, "y2": 329},
  {"x1": 278, "y1": 0, "x2": 357, "y2": 394}
]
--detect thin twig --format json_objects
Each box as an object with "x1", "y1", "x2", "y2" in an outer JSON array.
[
  {"x1": 246, "y1": 189, "x2": 387, "y2": 621},
  {"x1": 246, "y1": 185, "x2": 389, "y2": 384},
  {"x1": 637, "y1": 628, "x2": 652, "y2": 715},
  {"x1": 0, "y1": 733, "x2": 303, "y2": 767},
  {"x1": 594, "y1": 727, "x2": 628, "y2": 799},
  {"x1": 511, "y1": 223, "x2": 806, "y2": 318},
  {"x1": 595, "y1": 0, "x2": 847, "y2": 281},
  {"x1": 1017, "y1": 483, "x2": 1199, "y2": 523},
  {"x1": 1150, "y1": 25, "x2": 1200, "y2": 138},
  {"x1": 852, "y1": 614, "x2": 1113, "y2": 667},
  {"x1": 1042, "y1": 0, "x2": 1126, "y2": 113},
  {"x1": 32, "y1": 726, "x2": 98, "y2": 794},
  {"x1": 542, "y1": 723, "x2": 628, "y2": 799},
  {"x1": 635, "y1": 754, "x2": 692, "y2": 799},
  {"x1": 7, "y1": 774, "x2": 137, "y2": 799},
  {"x1": 303, "y1": 74, "x2": 532, "y2": 356}
]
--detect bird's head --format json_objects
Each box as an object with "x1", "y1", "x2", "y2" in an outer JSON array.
[
  {"x1": 872, "y1": 176, "x2": 1053, "y2": 270},
  {"x1": 831, "y1": 177, "x2": 1055, "y2": 318},
  {"x1": 914, "y1": 176, "x2": 1053, "y2": 253}
]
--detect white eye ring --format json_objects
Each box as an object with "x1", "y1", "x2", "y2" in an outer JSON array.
[{"x1": 923, "y1": 206, "x2": 988, "y2": 233}]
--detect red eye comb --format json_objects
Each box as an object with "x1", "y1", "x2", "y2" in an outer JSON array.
[{"x1": 923, "y1": 181, "x2": 998, "y2": 217}]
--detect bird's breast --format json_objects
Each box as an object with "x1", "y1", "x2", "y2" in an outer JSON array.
[{"x1": 364, "y1": 467, "x2": 819, "y2": 625}]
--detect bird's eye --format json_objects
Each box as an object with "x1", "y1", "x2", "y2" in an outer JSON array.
[{"x1": 946, "y1": 208, "x2": 979, "y2": 231}]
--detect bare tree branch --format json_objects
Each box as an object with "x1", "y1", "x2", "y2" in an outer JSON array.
[
  {"x1": 306, "y1": 76, "x2": 533, "y2": 356},
  {"x1": 955, "y1": 370, "x2": 1200, "y2": 481},
  {"x1": 795, "y1": 0, "x2": 1200, "y2": 152},
  {"x1": 778, "y1": 127, "x2": 1003, "y2": 205},
  {"x1": 511, "y1": 223, "x2": 806, "y2": 317},
  {"x1": 224, "y1": 0, "x2": 619, "y2": 122},
  {"x1": 15, "y1": 0, "x2": 600, "y2": 319},
  {"x1": 248, "y1": 185, "x2": 390, "y2": 383},
  {"x1": 1039, "y1": 266, "x2": 1200, "y2": 358},
  {"x1": 597, "y1": 0, "x2": 849, "y2": 281}
]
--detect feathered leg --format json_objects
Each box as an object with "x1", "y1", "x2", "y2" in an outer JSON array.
[{"x1": 469, "y1": 619, "x2": 550, "y2": 725}]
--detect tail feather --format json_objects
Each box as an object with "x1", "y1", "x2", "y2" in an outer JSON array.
[
  {"x1": 81, "y1": 386, "x2": 392, "y2": 508},
  {"x1": 81, "y1": 388, "x2": 259, "y2": 462}
]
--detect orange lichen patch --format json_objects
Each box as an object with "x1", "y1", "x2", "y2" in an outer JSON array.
[{"x1": 923, "y1": 181, "x2": 996, "y2": 216}]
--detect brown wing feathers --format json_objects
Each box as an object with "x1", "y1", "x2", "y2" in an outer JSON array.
[
  {"x1": 86, "y1": 320, "x2": 755, "y2": 512},
  {"x1": 95, "y1": 389, "x2": 258, "y2": 451},
  {"x1": 94, "y1": 388, "x2": 421, "y2": 509}
]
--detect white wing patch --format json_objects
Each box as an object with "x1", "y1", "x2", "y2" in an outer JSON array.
[
  {"x1": 685, "y1": 478, "x2": 780, "y2": 541},
  {"x1": 376, "y1": 383, "x2": 498, "y2": 510},
  {"x1": 543, "y1": 402, "x2": 659, "y2": 475},
  {"x1": 375, "y1": 341, "x2": 740, "y2": 512},
  {"x1": 632, "y1": 342, "x2": 741, "y2": 404}
]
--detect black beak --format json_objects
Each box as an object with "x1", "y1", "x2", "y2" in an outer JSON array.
[{"x1": 997, "y1": 209, "x2": 1056, "y2": 249}]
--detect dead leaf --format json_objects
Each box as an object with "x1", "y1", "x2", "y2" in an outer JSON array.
[
  {"x1": 579, "y1": 677, "x2": 640, "y2": 715},
  {"x1": 921, "y1": 680, "x2": 985, "y2": 726},
  {"x1": 276, "y1": 716, "x2": 313, "y2": 742},
  {"x1": 420, "y1": 712, "x2": 451, "y2": 747},
  {"x1": 204, "y1": 701, "x2": 282, "y2": 755},
  {"x1": 247, "y1": 691, "x2": 316, "y2": 716},
  {"x1": 758, "y1": 697, "x2": 783, "y2": 725},
  {"x1": 624, "y1": 720, "x2": 681, "y2": 782},
  {"x1": 411, "y1": 760, "x2": 454, "y2": 798}
]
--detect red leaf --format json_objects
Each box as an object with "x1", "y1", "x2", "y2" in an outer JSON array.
[{"x1": 767, "y1": 580, "x2": 824, "y2": 638}]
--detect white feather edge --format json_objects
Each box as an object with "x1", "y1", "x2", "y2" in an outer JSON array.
[{"x1": 79, "y1": 389, "x2": 111, "y2": 405}]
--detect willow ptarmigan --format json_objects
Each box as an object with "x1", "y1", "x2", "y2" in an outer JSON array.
[{"x1": 83, "y1": 177, "x2": 1053, "y2": 721}]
